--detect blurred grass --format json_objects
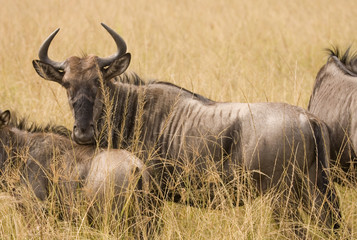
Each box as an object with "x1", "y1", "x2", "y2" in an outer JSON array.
[
  {"x1": 1, "y1": 0, "x2": 357, "y2": 239},
  {"x1": 2, "y1": 0, "x2": 357, "y2": 125}
]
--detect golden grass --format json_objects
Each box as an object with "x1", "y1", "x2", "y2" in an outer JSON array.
[{"x1": 1, "y1": 0, "x2": 357, "y2": 239}]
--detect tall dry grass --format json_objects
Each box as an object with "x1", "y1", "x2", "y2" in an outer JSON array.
[{"x1": 1, "y1": 0, "x2": 357, "y2": 239}]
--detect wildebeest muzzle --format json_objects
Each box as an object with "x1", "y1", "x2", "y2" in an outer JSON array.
[{"x1": 72, "y1": 95, "x2": 95, "y2": 145}]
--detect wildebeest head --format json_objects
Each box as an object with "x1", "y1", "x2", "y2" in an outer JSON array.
[{"x1": 32, "y1": 23, "x2": 131, "y2": 144}]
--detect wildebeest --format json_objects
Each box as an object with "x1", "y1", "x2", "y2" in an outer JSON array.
[
  {"x1": 0, "y1": 109, "x2": 153, "y2": 236},
  {"x1": 308, "y1": 47, "x2": 357, "y2": 175},
  {"x1": 32, "y1": 23, "x2": 341, "y2": 233}
]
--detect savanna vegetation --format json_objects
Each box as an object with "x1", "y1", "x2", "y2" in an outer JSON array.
[{"x1": 0, "y1": 0, "x2": 357, "y2": 239}]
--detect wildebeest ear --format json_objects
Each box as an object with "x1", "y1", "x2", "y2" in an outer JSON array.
[
  {"x1": 0, "y1": 110, "x2": 10, "y2": 126},
  {"x1": 102, "y1": 53, "x2": 131, "y2": 80},
  {"x1": 32, "y1": 60, "x2": 64, "y2": 84}
]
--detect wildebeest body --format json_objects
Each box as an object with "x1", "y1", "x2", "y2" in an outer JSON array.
[
  {"x1": 308, "y1": 48, "x2": 357, "y2": 172},
  {"x1": 0, "y1": 110, "x2": 151, "y2": 233},
  {"x1": 32, "y1": 24, "x2": 342, "y2": 232},
  {"x1": 98, "y1": 79, "x2": 325, "y2": 193}
]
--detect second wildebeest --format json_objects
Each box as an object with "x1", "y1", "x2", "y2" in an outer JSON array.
[
  {"x1": 32, "y1": 23, "x2": 341, "y2": 233},
  {"x1": 309, "y1": 47, "x2": 357, "y2": 175},
  {"x1": 0, "y1": 109, "x2": 153, "y2": 236}
]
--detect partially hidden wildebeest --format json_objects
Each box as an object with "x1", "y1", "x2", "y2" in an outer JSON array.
[
  {"x1": 32, "y1": 23, "x2": 341, "y2": 234},
  {"x1": 309, "y1": 47, "x2": 357, "y2": 176},
  {"x1": 0, "y1": 109, "x2": 153, "y2": 236}
]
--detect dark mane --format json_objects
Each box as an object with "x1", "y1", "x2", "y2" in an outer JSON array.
[
  {"x1": 326, "y1": 46, "x2": 357, "y2": 76},
  {"x1": 9, "y1": 111, "x2": 72, "y2": 137},
  {"x1": 154, "y1": 81, "x2": 214, "y2": 104},
  {"x1": 116, "y1": 72, "x2": 213, "y2": 104},
  {"x1": 115, "y1": 72, "x2": 147, "y2": 85}
]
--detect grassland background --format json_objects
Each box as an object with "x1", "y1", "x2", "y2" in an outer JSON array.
[{"x1": 0, "y1": 0, "x2": 357, "y2": 239}]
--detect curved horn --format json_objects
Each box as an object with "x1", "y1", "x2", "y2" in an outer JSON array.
[
  {"x1": 97, "y1": 23, "x2": 127, "y2": 68},
  {"x1": 38, "y1": 28, "x2": 64, "y2": 69}
]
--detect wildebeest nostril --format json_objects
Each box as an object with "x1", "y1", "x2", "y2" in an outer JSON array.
[{"x1": 73, "y1": 124, "x2": 94, "y2": 135}]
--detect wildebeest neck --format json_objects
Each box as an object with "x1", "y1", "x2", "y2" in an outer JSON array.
[
  {"x1": 96, "y1": 76, "x2": 214, "y2": 151},
  {"x1": 96, "y1": 80, "x2": 143, "y2": 148}
]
